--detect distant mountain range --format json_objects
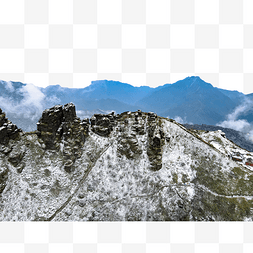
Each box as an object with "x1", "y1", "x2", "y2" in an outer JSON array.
[{"x1": 0, "y1": 76, "x2": 252, "y2": 131}]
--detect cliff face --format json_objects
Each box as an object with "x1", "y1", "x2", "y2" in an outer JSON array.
[
  {"x1": 0, "y1": 108, "x2": 20, "y2": 144},
  {"x1": 0, "y1": 103, "x2": 253, "y2": 221}
]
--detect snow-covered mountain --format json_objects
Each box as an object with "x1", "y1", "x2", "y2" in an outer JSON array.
[{"x1": 1, "y1": 103, "x2": 253, "y2": 221}]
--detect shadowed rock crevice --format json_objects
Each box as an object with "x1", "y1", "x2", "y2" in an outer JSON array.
[
  {"x1": 0, "y1": 166, "x2": 8, "y2": 194},
  {"x1": 147, "y1": 112, "x2": 165, "y2": 171},
  {"x1": 116, "y1": 110, "x2": 145, "y2": 159}
]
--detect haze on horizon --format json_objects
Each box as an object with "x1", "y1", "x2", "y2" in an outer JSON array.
[{"x1": 0, "y1": 75, "x2": 248, "y2": 94}]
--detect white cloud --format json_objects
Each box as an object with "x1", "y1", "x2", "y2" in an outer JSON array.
[
  {"x1": 171, "y1": 115, "x2": 192, "y2": 125},
  {"x1": 0, "y1": 81, "x2": 61, "y2": 123},
  {"x1": 5, "y1": 81, "x2": 14, "y2": 92},
  {"x1": 18, "y1": 83, "x2": 45, "y2": 116},
  {"x1": 174, "y1": 116, "x2": 185, "y2": 124},
  {"x1": 218, "y1": 118, "x2": 251, "y2": 132},
  {"x1": 227, "y1": 98, "x2": 253, "y2": 122},
  {"x1": 217, "y1": 98, "x2": 253, "y2": 142}
]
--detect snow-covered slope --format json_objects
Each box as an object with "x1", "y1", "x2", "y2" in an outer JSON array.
[{"x1": 0, "y1": 104, "x2": 253, "y2": 221}]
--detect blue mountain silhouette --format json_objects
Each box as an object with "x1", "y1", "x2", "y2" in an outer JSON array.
[{"x1": 0, "y1": 76, "x2": 252, "y2": 130}]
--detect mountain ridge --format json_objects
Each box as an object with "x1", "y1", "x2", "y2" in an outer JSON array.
[
  {"x1": 0, "y1": 77, "x2": 252, "y2": 131},
  {"x1": 1, "y1": 103, "x2": 253, "y2": 221}
]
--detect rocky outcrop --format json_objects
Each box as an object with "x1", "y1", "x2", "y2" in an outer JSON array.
[
  {"x1": 37, "y1": 105, "x2": 63, "y2": 135},
  {"x1": 0, "y1": 166, "x2": 8, "y2": 194},
  {"x1": 132, "y1": 110, "x2": 145, "y2": 135},
  {"x1": 147, "y1": 112, "x2": 165, "y2": 171},
  {"x1": 8, "y1": 146, "x2": 26, "y2": 167},
  {"x1": 90, "y1": 112, "x2": 115, "y2": 137},
  {"x1": 37, "y1": 103, "x2": 88, "y2": 149},
  {"x1": 117, "y1": 133, "x2": 142, "y2": 159},
  {"x1": 0, "y1": 108, "x2": 20, "y2": 144},
  {"x1": 116, "y1": 110, "x2": 145, "y2": 159},
  {"x1": 0, "y1": 108, "x2": 21, "y2": 194},
  {"x1": 62, "y1": 103, "x2": 76, "y2": 122},
  {"x1": 37, "y1": 103, "x2": 89, "y2": 172}
]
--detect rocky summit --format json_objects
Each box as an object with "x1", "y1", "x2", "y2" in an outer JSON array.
[{"x1": 0, "y1": 103, "x2": 253, "y2": 221}]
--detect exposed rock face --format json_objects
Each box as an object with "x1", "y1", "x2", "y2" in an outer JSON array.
[
  {"x1": 37, "y1": 103, "x2": 88, "y2": 146},
  {"x1": 0, "y1": 167, "x2": 8, "y2": 194},
  {"x1": 90, "y1": 112, "x2": 115, "y2": 137},
  {"x1": 147, "y1": 112, "x2": 165, "y2": 171},
  {"x1": 8, "y1": 146, "x2": 26, "y2": 167},
  {"x1": 37, "y1": 105, "x2": 63, "y2": 134},
  {"x1": 0, "y1": 109, "x2": 21, "y2": 194},
  {"x1": 62, "y1": 103, "x2": 76, "y2": 122},
  {"x1": 37, "y1": 103, "x2": 80, "y2": 149},
  {"x1": 1, "y1": 103, "x2": 253, "y2": 221},
  {"x1": 0, "y1": 108, "x2": 20, "y2": 144},
  {"x1": 37, "y1": 103, "x2": 89, "y2": 172}
]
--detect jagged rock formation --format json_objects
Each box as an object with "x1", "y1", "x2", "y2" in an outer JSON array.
[
  {"x1": 0, "y1": 108, "x2": 20, "y2": 144},
  {"x1": 0, "y1": 109, "x2": 21, "y2": 194},
  {"x1": 37, "y1": 103, "x2": 88, "y2": 148},
  {"x1": 147, "y1": 112, "x2": 165, "y2": 171},
  {"x1": 36, "y1": 103, "x2": 89, "y2": 172},
  {"x1": 90, "y1": 112, "x2": 115, "y2": 137},
  {"x1": 0, "y1": 103, "x2": 253, "y2": 221}
]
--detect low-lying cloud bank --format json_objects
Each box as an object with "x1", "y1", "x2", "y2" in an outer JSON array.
[
  {"x1": 0, "y1": 81, "x2": 60, "y2": 130},
  {"x1": 168, "y1": 115, "x2": 192, "y2": 125},
  {"x1": 217, "y1": 98, "x2": 253, "y2": 142},
  {"x1": 0, "y1": 82, "x2": 60, "y2": 119}
]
